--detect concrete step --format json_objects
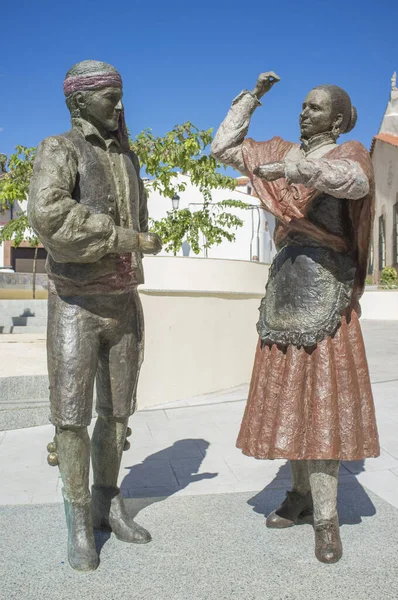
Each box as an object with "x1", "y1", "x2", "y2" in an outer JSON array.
[
  {"x1": 0, "y1": 374, "x2": 50, "y2": 430},
  {"x1": 0, "y1": 300, "x2": 48, "y2": 328},
  {"x1": 6, "y1": 326, "x2": 46, "y2": 334},
  {"x1": 0, "y1": 299, "x2": 48, "y2": 333},
  {"x1": 0, "y1": 375, "x2": 87, "y2": 430},
  {"x1": 10, "y1": 317, "x2": 47, "y2": 327},
  {"x1": 0, "y1": 400, "x2": 51, "y2": 430},
  {"x1": 0, "y1": 398, "x2": 98, "y2": 431},
  {"x1": 0, "y1": 299, "x2": 47, "y2": 315},
  {"x1": 0, "y1": 373, "x2": 50, "y2": 429},
  {"x1": 0, "y1": 323, "x2": 47, "y2": 333}
]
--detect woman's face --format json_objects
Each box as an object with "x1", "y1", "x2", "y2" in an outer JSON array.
[{"x1": 299, "y1": 89, "x2": 335, "y2": 139}]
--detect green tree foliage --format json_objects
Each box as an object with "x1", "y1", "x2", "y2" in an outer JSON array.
[
  {"x1": 130, "y1": 122, "x2": 249, "y2": 255},
  {"x1": 0, "y1": 146, "x2": 38, "y2": 248},
  {"x1": 0, "y1": 146, "x2": 35, "y2": 206},
  {"x1": 151, "y1": 201, "x2": 249, "y2": 257},
  {"x1": 0, "y1": 124, "x2": 248, "y2": 270},
  {"x1": 380, "y1": 266, "x2": 398, "y2": 289},
  {"x1": 0, "y1": 212, "x2": 39, "y2": 248},
  {"x1": 0, "y1": 146, "x2": 40, "y2": 297}
]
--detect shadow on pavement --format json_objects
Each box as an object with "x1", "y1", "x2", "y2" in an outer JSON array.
[
  {"x1": 95, "y1": 438, "x2": 217, "y2": 554},
  {"x1": 247, "y1": 460, "x2": 376, "y2": 526}
]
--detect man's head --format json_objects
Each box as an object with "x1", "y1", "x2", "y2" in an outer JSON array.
[
  {"x1": 64, "y1": 60, "x2": 123, "y2": 133},
  {"x1": 299, "y1": 85, "x2": 357, "y2": 140}
]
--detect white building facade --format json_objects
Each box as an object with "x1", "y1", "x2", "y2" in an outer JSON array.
[
  {"x1": 371, "y1": 72, "x2": 398, "y2": 280},
  {"x1": 0, "y1": 172, "x2": 276, "y2": 273},
  {"x1": 147, "y1": 173, "x2": 276, "y2": 265}
]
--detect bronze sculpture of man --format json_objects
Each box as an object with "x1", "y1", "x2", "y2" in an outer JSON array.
[
  {"x1": 212, "y1": 72, "x2": 379, "y2": 563},
  {"x1": 28, "y1": 60, "x2": 162, "y2": 571}
]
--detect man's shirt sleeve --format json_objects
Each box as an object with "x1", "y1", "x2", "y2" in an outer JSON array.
[{"x1": 28, "y1": 136, "x2": 138, "y2": 263}]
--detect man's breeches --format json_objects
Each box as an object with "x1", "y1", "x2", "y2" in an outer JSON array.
[{"x1": 47, "y1": 288, "x2": 144, "y2": 427}]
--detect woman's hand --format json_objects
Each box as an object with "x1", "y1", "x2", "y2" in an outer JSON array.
[
  {"x1": 252, "y1": 72, "x2": 280, "y2": 100},
  {"x1": 254, "y1": 162, "x2": 285, "y2": 182}
]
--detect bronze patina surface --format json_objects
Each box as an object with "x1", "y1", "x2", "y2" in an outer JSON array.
[
  {"x1": 211, "y1": 72, "x2": 379, "y2": 564},
  {"x1": 28, "y1": 60, "x2": 162, "y2": 572}
]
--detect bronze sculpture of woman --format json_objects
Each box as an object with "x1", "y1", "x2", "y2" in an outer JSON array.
[{"x1": 211, "y1": 72, "x2": 379, "y2": 564}]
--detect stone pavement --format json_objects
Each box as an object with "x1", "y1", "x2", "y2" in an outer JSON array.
[
  {"x1": 2, "y1": 488, "x2": 398, "y2": 600},
  {"x1": 1, "y1": 320, "x2": 398, "y2": 598}
]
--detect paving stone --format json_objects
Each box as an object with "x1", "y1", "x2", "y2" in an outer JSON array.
[{"x1": 1, "y1": 489, "x2": 398, "y2": 600}]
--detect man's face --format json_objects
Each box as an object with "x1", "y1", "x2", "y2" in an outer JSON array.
[
  {"x1": 81, "y1": 86, "x2": 123, "y2": 132},
  {"x1": 299, "y1": 89, "x2": 334, "y2": 139}
]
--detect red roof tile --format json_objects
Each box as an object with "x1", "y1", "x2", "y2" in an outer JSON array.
[{"x1": 370, "y1": 133, "x2": 398, "y2": 154}]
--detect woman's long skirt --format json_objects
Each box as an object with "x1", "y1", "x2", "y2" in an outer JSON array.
[{"x1": 236, "y1": 311, "x2": 380, "y2": 460}]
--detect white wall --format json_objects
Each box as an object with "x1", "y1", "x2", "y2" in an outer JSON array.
[
  {"x1": 0, "y1": 199, "x2": 29, "y2": 269},
  {"x1": 138, "y1": 257, "x2": 398, "y2": 408},
  {"x1": 360, "y1": 290, "x2": 398, "y2": 320},
  {"x1": 372, "y1": 141, "x2": 398, "y2": 274},
  {"x1": 146, "y1": 174, "x2": 277, "y2": 264},
  {"x1": 380, "y1": 88, "x2": 398, "y2": 136},
  {"x1": 137, "y1": 256, "x2": 269, "y2": 408}
]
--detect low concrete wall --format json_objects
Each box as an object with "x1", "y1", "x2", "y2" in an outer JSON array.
[
  {"x1": 360, "y1": 290, "x2": 398, "y2": 320},
  {"x1": 3, "y1": 257, "x2": 398, "y2": 427},
  {"x1": 138, "y1": 256, "x2": 268, "y2": 408},
  {"x1": 0, "y1": 272, "x2": 48, "y2": 299},
  {"x1": 141, "y1": 255, "x2": 268, "y2": 296},
  {"x1": 0, "y1": 257, "x2": 269, "y2": 426}
]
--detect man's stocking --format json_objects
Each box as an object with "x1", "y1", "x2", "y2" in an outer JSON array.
[
  {"x1": 55, "y1": 426, "x2": 98, "y2": 571},
  {"x1": 91, "y1": 416, "x2": 151, "y2": 544}
]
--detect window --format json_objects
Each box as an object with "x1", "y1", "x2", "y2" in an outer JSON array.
[
  {"x1": 368, "y1": 241, "x2": 374, "y2": 275},
  {"x1": 379, "y1": 215, "x2": 386, "y2": 271},
  {"x1": 11, "y1": 247, "x2": 48, "y2": 274},
  {"x1": 393, "y1": 203, "x2": 398, "y2": 265}
]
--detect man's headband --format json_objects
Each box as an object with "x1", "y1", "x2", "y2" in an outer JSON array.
[{"x1": 63, "y1": 72, "x2": 123, "y2": 96}]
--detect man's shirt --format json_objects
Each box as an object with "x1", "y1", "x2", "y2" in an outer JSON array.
[{"x1": 28, "y1": 119, "x2": 148, "y2": 295}]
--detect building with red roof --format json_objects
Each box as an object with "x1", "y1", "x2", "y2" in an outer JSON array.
[{"x1": 370, "y1": 72, "x2": 398, "y2": 281}]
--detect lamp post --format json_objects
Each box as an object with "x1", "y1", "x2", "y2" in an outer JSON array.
[
  {"x1": 170, "y1": 194, "x2": 181, "y2": 256},
  {"x1": 172, "y1": 194, "x2": 180, "y2": 210}
]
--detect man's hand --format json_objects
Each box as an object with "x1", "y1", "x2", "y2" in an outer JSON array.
[
  {"x1": 252, "y1": 72, "x2": 280, "y2": 100},
  {"x1": 254, "y1": 162, "x2": 285, "y2": 182},
  {"x1": 138, "y1": 232, "x2": 162, "y2": 255}
]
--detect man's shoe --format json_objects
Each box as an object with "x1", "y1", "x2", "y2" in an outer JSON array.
[
  {"x1": 266, "y1": 490, "x2": 313, "y2": 528},
  {"x1": 63, "y1": 495, "x2": 99, "y2": 572},
  {"x1": 314, "y1": 516, "x2": 343, "y2": 564},
  {"x1": 92, "y1": 485, "x2": 151, "y2": 544}
]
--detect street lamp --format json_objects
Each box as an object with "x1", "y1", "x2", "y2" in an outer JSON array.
[{"x1": 172, "y1": 194, "x2": 180, "y2": 210}]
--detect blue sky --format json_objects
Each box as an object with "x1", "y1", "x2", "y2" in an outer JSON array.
[{"x1": 1, "y1": 0, "x2": 398, "y2": 175}]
